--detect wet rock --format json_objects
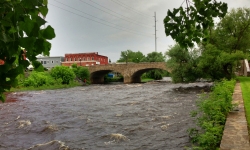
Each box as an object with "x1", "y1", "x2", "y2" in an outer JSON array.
[{"x1": 28, "y1": 140, "x2": 69, "y2": 150}]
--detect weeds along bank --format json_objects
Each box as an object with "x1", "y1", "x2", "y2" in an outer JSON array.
[
  {"x1": 188, "y1": 79, "x2": 236, "y2": 149},
  {"x1": 14, "y1": 66, "x2": 90, "y2": 91}
]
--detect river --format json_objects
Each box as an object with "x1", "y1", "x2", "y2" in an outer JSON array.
[{"x1": 0, "y1": 81, "x2": 212, "y2": 150}]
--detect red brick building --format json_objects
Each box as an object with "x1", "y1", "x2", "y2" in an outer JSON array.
[{"x1": 62, "y1": 52, "x2": 108, "y2": 67}]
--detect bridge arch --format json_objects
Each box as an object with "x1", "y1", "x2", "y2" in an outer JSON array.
[{"x1": 87, "y1": 62, "x2": 169, "y2": 84}]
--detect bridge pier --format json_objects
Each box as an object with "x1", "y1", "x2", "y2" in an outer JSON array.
[{"x1": 124, "y1": 76, "x2": 141, "y2": 83}]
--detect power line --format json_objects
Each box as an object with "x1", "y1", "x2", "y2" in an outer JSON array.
[
  {"x1": 110, "y1": 0, "x2": 149, "y2": 18},
  {"x1": 53, "y1": 0, "x2": 151, "y2": 35},
  {"x1": 88, "y1": 0, "x2": 152, "y2": 28},
  {"x1": 49, "y1": 3, "x2": 153, "y2": 38},
  {"x1": 154, "y1": 12, "x2": 157, "y2": 52},
  {"x1": 78, "y1": 0, "x2": 151, "y2": 29}
]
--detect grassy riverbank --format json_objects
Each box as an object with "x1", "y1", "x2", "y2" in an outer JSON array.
[
  {"x1": 238, "y1": 77, "x2": 250, "y2": 132},
  {"x1": 188, "y1": 79, "x2": 236, "y2": 149},
  {"x1": 10, "y1": 81, "x2": 81, "y2": 92},
  {"x1": 141, "y1": 78, "x2": 154, "y2": 82}
]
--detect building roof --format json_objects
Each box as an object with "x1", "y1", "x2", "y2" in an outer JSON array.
[{"x1": 36, "y1": 56, "x2": 64, "y2": 58}]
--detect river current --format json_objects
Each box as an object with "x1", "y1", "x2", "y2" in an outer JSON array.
[{"x1": 0, "y1": 81, "x2": 212, "y2": 150}]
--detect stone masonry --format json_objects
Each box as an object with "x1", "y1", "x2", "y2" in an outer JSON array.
[{"x1": 87, "y1": 62, "x2": 169, "y2": 84}]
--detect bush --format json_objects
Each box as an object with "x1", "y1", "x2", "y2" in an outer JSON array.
[
  {"x1": 77, "y1": 67, "x2": 90, "y2": 81},
  {"x1": 188, "y1": 79, "x2": 236, "y2": 149},
  {"x1": 50, "y1": 66, "x2": 75, "y2": 84},
  {"x1": 22, "y1": 71, "x2": 56, "y2": 87},
  {"x1": 142, "y1": 69, "x2": 163, "y2": 80}
]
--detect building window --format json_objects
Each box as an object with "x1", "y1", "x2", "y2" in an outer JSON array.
[
  {"x1": 84, "y1": 57, "x2": 86, "y2": 61},
  {"x1": 44, "y1": 61, "x2": 46, "y2": 64},
  {"x1": 51, "y1": 60, "x2": 54, "y2": 63},
  {"x1": 92, "y1": 57, "x2": 94, "y2": 60},
  {"x1": 87, "y1": 57, "x2": 90, "y2": 61},
  {"x1": 41, "y1": 61, "x2": 43, "y2": 64}
]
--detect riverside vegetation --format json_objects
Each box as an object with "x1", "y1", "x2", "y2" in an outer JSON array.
[
  {"x1": 187, "y1": 79, "x2": 236, "y2": 150},
  {"x1": 12, "y1": 65, "x2": 90, "y2": 92}
]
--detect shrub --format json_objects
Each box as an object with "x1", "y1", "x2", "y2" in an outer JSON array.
[
  {"x1": 71, "y1": 63, "x2": 77, "y2": 69},
  {"x1": 77, "y1": 67, "x2": 90, "y2": 81},
  {"x1": 22, "y1": 71, "x2": 56, "y2": 87},
  {"x1": 188, "y1": 79, "x2": 236, "y2": 149},
  {"x1": 142, "y1": 69, "x2": 163, "y2": 80},
  {"x1": 50, "y1": 66, "x2": 75, "y2": 84}
]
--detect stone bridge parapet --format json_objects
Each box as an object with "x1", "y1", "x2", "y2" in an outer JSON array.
[{"x1": 86, "y1": 62, "x2": 169, "y2": 84}]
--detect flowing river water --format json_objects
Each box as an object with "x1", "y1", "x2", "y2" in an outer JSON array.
[{"x1": 0, "y1": 80, "x2": 212, "y2": 150}]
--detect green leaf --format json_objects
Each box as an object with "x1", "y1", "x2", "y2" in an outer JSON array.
[
  {"x1": 42, "y1": 25, "x2": 56, "y2": 40},
  {"x1": 10, "y1": 78, "x2": 18, "y2": 87},
  {"x1": 43, "y1": 40, "x2": 51, "y2": 56},
  {"x1": 173, "y1": 8, "x2": 179, "y2": 15},
  {"x1": 36, "y1": 16, "x2": 46, "y2": 27},
  {"x1": 34, "y1": 63, "x2": 44, "y2": 72},
  {"x1": 19, "y1": 17, "x2": 35, "y2": 36},
  {"x1": 0, "y1": 31, "x2": 13, "y2": 43},
  {"x1": 167, "y1": 10, "x2": 173, "y2": 17},
  {"x1": 39, "y1": 6, "x2": 48, "y2": 17},
  {"x1": 43, "y1": 0, "x2": 48, "y2": 5},
  {"x1": 0, "y1": 94, "x2": 5, "y2": 103},
  {"x1": 164, "y1": 16, "x2": 171, "y2": 23},
  {"x1": 19, "y1": 37, "x2": 36, "y2": 51},
  {"x1": 34, "y1": 39, "x2": 45, "y2": 54}
]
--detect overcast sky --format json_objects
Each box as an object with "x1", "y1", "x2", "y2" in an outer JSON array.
[{"x1": 46, "y1": 0, "x2": 250, "y2": 62}]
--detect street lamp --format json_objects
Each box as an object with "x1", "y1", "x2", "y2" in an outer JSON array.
[
  {"x1": 125, "y1": 54, "x2": 128, "y2": 64},
  {"x1": 80, "y1": 58, "x2": 81, "y2": 66}
]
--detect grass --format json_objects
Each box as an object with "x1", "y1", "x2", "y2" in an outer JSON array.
[
  {"x1": 141, "y1": 78, "x2": 154, "y2": 82},
  {"x1": 10, "y1": 81, "x2": 81, "y2": 92},
  {"x1": 237, "y1": 76, "x2": 250, "y2": 132}
]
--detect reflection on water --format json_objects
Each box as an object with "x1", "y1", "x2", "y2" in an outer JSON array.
[{"x1": 0, "y1": 82, "x2": 212, "y2": 150}]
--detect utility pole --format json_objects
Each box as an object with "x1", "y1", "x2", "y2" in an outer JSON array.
[{"x1": 154, "y1": 12, "x2": 157, "y2": 52}]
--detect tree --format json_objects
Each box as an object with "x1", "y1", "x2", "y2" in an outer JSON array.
[
  {"x1": 165, "y1": 7, "x2": 249, "y2": 82},
  {"x1": 141, "y1": 51, "x2": 165, "y2": 62},
  {"x1": 50, "y1": 66, "x2": 75, "y2": 84},
  {"x1": 0, "y1": 0, "x2": 55, "y2": 102},
  {"x1": 198, "y1": 44, "x2": 245, "y2": 80},
  {"x1": 200, "y1": 8, "x2": 250, "y2": 80},
  {"x1": 166, "y1": 44, "x2": 201, "y2": 82},
  {"x1": 210, "y1": 8, "x2": 250, "y2": 53},
  {"x1": 142, "y1": 52, "x2": 167, "y2": 80},
  {"x1": 117, "y1": 50, "x2": 145, "y2": 63},
  {"x1": 77, "y1": 67, "x2": 90, "y2": 82},
  {"x1": 164, "y1": 0, "x2": 228, "y2": 49}
]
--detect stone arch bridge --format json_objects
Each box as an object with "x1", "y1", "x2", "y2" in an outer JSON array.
[{"x1": 86, "y1": 62, "x2": 170, "y2": 84}]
